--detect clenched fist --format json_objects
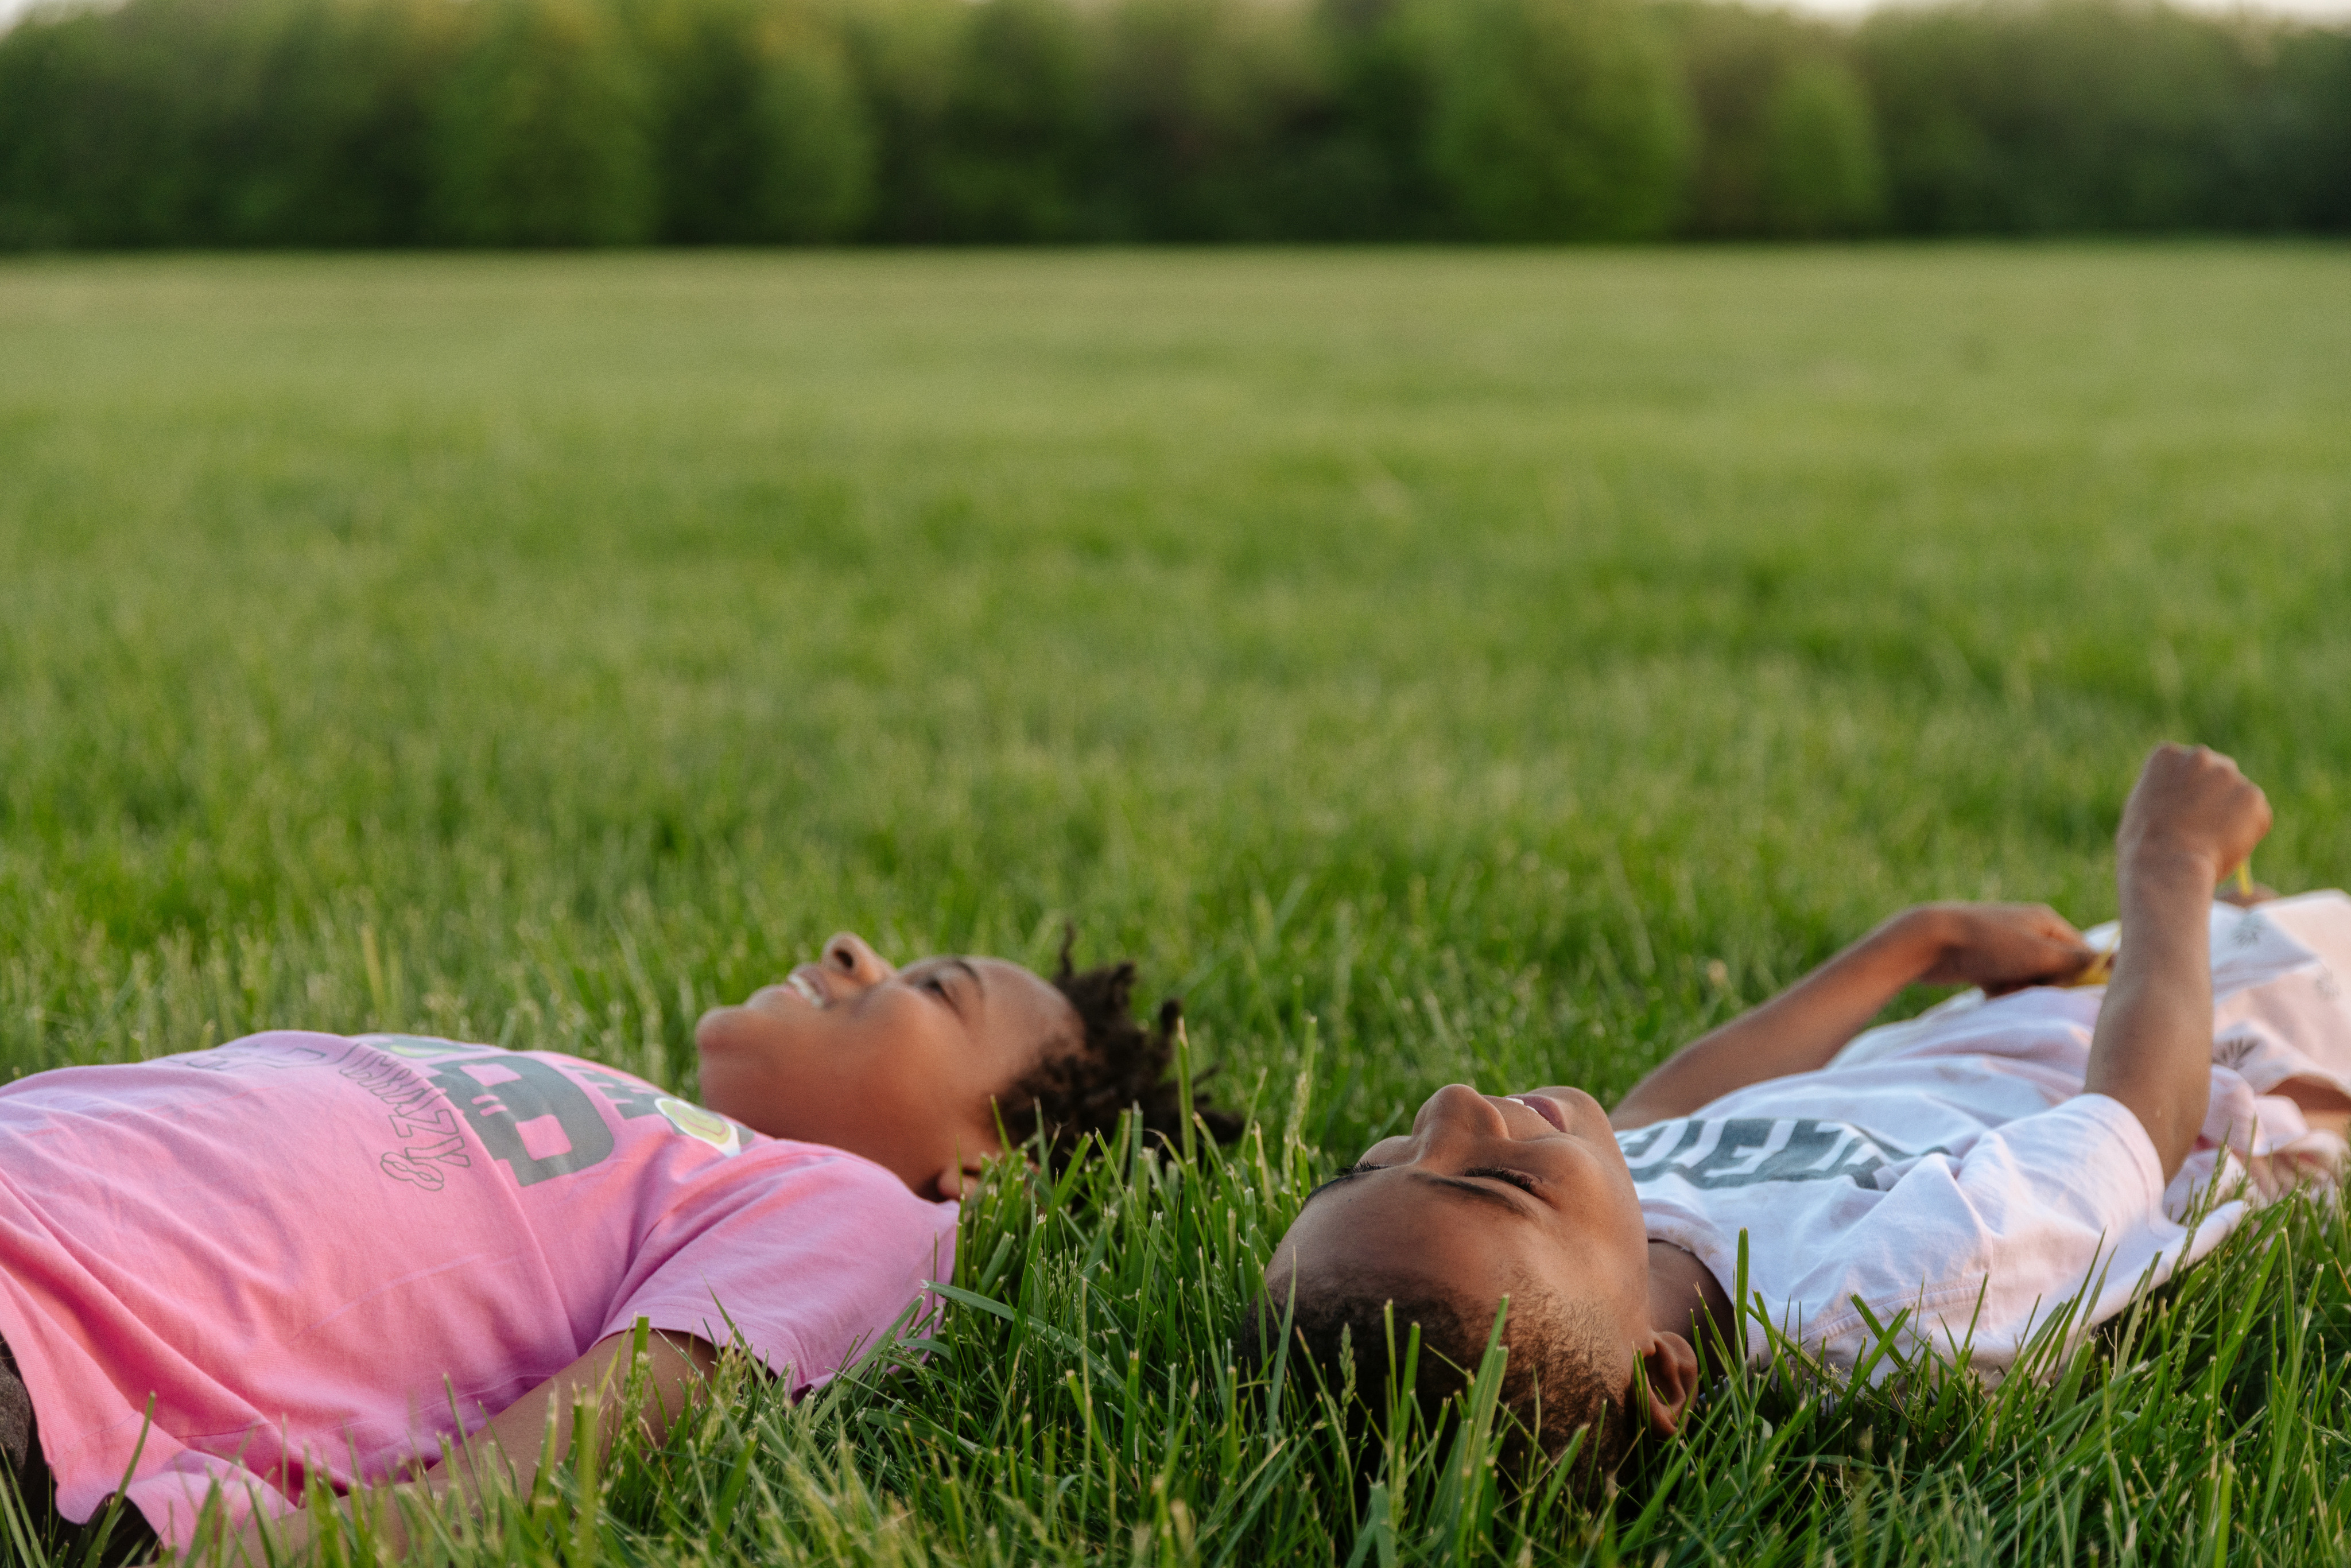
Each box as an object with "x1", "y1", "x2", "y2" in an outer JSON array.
[{"x1": 2118, "y1": 743, "x2": 2271, "y2": 883}]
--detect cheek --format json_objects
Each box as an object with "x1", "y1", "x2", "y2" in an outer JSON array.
[
  {"x1": 1538, "y1": 1147, "x2": 1649, "y2": 1282},
  {"x1": 868, "y1": 1001, "x2": 976, "y2": 1110}
]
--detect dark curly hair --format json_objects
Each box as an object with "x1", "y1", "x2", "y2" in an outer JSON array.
[
  {"x1": 1001, "y1": 933, "x2": 1243, "y2": 1170},
  {"x1": 1235, "y1": 1276, "x2": 1631, "y2": 1493}
]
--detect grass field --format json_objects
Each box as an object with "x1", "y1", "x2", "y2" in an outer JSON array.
[{"x1": 3, "y1": 244, "x2": 2351, "y2": 1565}]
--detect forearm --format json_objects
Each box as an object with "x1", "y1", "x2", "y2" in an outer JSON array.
[
  {"x1": 1610, "y1": 910, "x2": 1942, "y2": 1128},
  {"x1": 208, "y1": 1330, "x2": 715, "y2": 1565},
  {"x1": 425, "y1": 1329, "x2": 712, "y2": 1508},
  {"x1": 2082, "y1": 848, "x2": 2217, "y2": 1181}
]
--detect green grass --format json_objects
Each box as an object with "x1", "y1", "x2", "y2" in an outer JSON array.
[{"x1": 3, "y1": 243, "x2": 2351, "y2": 1566}]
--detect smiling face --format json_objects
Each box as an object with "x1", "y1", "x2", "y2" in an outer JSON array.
[
  {"x1": 693, "y1": 932, "x2": 1081, "y2": 1201},
  {"x1": 1264, "y1": 1083, "x2": 1660, "y2": 1405}
]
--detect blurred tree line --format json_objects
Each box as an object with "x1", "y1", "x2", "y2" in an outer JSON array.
[{"x1": 0, "y1": 0, "x2": 2344, "y2": 246}]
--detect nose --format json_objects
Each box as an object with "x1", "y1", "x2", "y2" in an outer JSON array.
[
  {"x1": 1409, "y1": 1082, "x2": 1513, "y2": 1154},
  {"x1": 823, "y1": 933, "x2": 896, "y2": 987}
]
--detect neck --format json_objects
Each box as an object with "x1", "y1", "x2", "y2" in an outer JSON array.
[{"x1": 1646, "y1": 1240, "x2": 1737, "y2": 1373}]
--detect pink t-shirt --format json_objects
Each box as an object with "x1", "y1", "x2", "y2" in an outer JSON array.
[{"x1": 0, "y1": 1031, "x2": 960, "y2": 1546}]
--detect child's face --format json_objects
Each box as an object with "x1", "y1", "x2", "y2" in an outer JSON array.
[
  {"x1": 1264, "y1": 1084, "x2": 1655, "y2": 1387},
  {"x1": 693, "y1": 932, "x2": 1080, "y2": 1201}
]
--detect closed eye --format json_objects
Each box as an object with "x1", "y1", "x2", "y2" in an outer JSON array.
[
  {"x1": 1461, "y1": 1166, "x2": 1539, "y2": 1195},
  {"x1": 915, "y1": 972, "x2": 965, "y2": 1016},
  {"x1": 913, "y1": 957, "x2": 983, "y2": 1016}
]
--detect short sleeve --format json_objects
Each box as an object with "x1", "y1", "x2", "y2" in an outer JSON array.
[
  {"x1": 1983, "y1": 1092, "x2": 2167, "y2": 1233},
  {"x1": 1793, "y1": 1093, "x2": 2203, "y2": 1372},
  {"x1": 600, "y1": 1151, "x2": 959, "y2": 1393}
]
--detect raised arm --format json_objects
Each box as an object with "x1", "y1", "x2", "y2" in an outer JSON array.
[
  {"x1": 1608, "y1": 902, "x2": 2094, "y2": 1130},
  {"x1": 2083, "y1": 744, "x2": 2271, "y2": 1182}
]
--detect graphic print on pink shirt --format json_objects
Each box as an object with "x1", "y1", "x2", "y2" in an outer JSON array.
[{"x1": 0, "y1": 1033, "x2": 959, "y2": 1547}]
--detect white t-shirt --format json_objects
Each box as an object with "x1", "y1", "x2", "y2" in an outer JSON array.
[{"x1": 1620, "y1": 892, "x2": 2351, "y2": 1379}]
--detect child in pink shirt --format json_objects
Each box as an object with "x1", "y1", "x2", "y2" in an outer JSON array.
[{"x1": 0, "y1": 934, "x2": 1225, "y2": 1560}]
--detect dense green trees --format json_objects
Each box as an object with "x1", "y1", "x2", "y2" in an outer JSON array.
[
  {"x1": 431, "y1": 0, "x2": 654, "y2": 243},
  {"x1": 0, "y1": 0, "x2": 456, "y2": 244},
  {"x1": 1857, "y1": 0, "x2": 2315, "y2": 231},
  {"x1": 635, "y1": 0, "x2": 874, "y2": 240},
  {"x1": 0, "y1": 0, "x2": 2343, "y2": 246},
  {"x1": 1758, "y1": 59, "x2": 1881, "y2": 235},
  {"x1": 1406, "y1": 0, "x2": 1690, "y2": 238}
]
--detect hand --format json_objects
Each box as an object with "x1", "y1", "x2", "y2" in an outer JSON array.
[
  {"x1": 1908, "y1": 902, "x2": 2096, "y2": 995},
  {"x1": 2117, "y1": 743, "x2": 2271, "y2": 881}
]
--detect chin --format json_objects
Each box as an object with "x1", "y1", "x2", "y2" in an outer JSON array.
[
  {"x1": 694, "y1": 1004, "x2": 792, "y2": 1077},
  {"x1": 692, "y1": 1004, "x2": 743, "y2": 1055}
]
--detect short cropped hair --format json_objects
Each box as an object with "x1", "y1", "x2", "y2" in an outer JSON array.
[
  {"x1": 1003, "y1": 934, "x2": 1243, "y2": 1171},
  {"x1": 1235, "y1": 1276, "x2": 1632, "y2": 1489}
]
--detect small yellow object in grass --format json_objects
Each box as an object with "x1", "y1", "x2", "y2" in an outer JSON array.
[{"x1": 2233, "y1": 860, "x2": 2256, "y2": 900}]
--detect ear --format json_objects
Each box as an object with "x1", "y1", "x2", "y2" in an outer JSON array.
[
  {"x1": 1636, "y1": 1330, "x2": 1702, "y2": 1437},
  {"x1": 927, "y1": 1155, "x2": 994, "y2": 1202},
  {"x1": 928, "y1": 1128, "x2": 1008, "y2": 1202}
]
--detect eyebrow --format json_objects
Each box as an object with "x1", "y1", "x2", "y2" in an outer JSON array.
[{"x1": 1300, "y1": 1165, "x2": 1373, "y2": 1205}]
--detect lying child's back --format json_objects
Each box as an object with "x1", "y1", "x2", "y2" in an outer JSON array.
[
  {"x1": 0, "y1": 1032, "x2": 955, "y2": 1542},
  {"x1": 1627, "y1": 891, "x2": 2351, "y2": 1375}
]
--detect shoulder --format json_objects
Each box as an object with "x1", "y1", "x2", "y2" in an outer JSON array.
[
  {"x1": 620, "y1": 1141, "x2": 959, "y2": 1315},
  {"x1": 1974, "y1": 1092, "x2": 2166, "y2": 1209},
  {"x1": 670, "y1": 1135, "x2": 953, "y2": 1230},
  {"x1": 734, "y1": 1139, "x2": 946, "y2": 1212}
]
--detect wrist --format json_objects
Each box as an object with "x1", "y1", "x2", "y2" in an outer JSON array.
[
  {"x1": 2117, "y1": 839, "x2": 2223, "y2": 889},
  {"x1": 1886, "y1": 905, "x2": 1958, "y2": 977}
]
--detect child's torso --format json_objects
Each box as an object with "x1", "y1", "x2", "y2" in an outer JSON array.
[
  {"x1": 0, "y1": 1031, "x2": 949, "y2": 1539},
  {"x1": 1621, "y1": 891, "x2": 2351, "y2": 1373}
]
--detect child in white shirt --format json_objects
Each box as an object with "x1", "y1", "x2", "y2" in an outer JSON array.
[{"x1": 1256, "y1": 745, "x2": 2331, "y2": 1479}]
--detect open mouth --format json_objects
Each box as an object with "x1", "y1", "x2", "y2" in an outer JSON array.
[
  {"x1": 786, "y1": 973, "x2": 828, "y2": 1008},
  {"x1": 1507, "y1": 1094, "x2": 1569, "y2": 1132}
]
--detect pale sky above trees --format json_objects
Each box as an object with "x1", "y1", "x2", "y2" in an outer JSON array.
[{"x1": 2, "y1": 0, "x2": 2349, "y2": 24}]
